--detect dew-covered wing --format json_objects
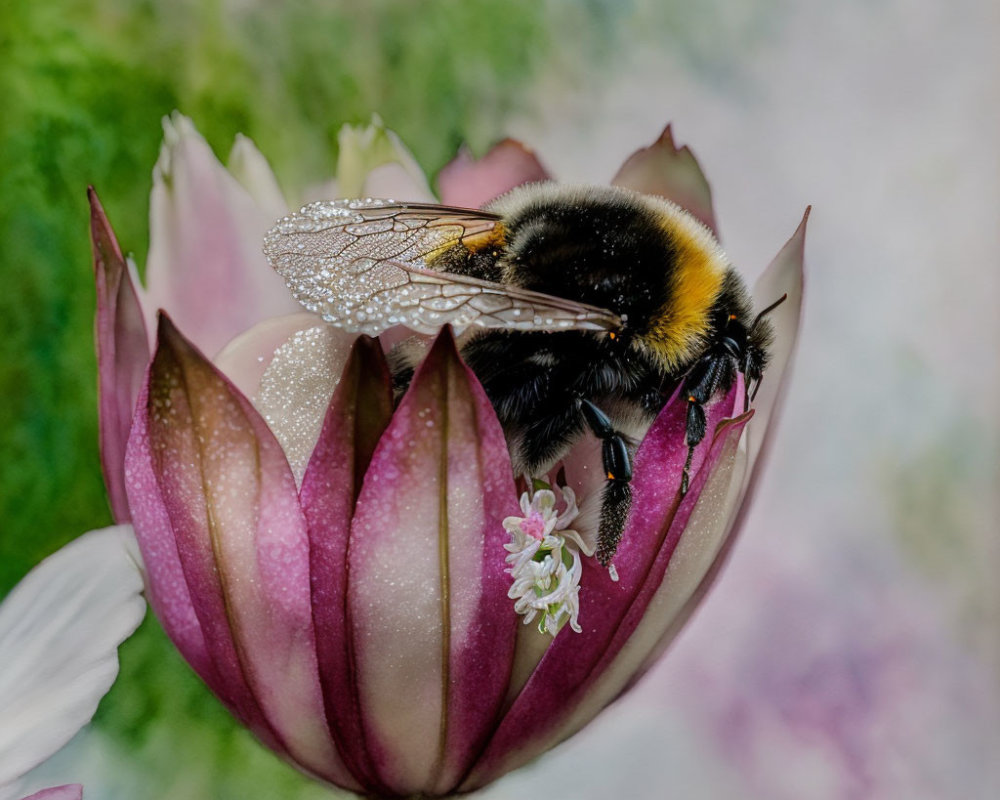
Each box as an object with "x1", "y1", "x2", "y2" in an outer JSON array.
[{"x1": 263, "y1": 199, "x2": 622, "y2": 336}]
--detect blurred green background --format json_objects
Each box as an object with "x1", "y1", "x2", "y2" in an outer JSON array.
[{"x1": 3, "y1": 0, "x2": 997, "y2": 798}]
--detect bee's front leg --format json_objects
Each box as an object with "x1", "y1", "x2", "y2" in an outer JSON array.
[{"x1": 679, "y1": 352, "x2": 737, "y2": 494}]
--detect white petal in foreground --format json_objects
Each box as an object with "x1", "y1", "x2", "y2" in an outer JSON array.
[{"x1": 0, "y1": 526, "x2": 146, "y2": 799}]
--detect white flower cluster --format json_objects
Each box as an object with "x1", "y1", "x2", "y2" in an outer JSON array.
[{"x1": 503, "y1": 483, "x2": 594, "y2": 636}]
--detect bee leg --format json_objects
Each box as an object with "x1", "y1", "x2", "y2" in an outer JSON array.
[
  {"x1": 681, "y1": 398, "x2": 706, "y2": 495},
  {"x1": 679, "y1": 354, "x2": 733, "y2": 495},
  {"x1": 577, "y1": 398, "x2": 634, "y2": 566},
  {"x1": 598, "y1": 481, "x2": 631, "y2": 567}
]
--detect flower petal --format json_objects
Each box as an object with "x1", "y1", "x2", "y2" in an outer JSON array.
[
  {"x1": 548, "y1": 413, "x2": 752, "y2": 737},
  {"x1": 335, "y1": 116, "x2": 434, "y2": 202},
  {"x1": 124, "y1": 315, "x2": 356, "y2": 789},
  {"x1": 298, "y1": 336, "x2": 395, "y2": 792},
  {"x1": 747, "y1": 207, "x2": 809, "y2": 470},
  {"x1": 17, "y1": 786, "x2": 82, "y2": 800},
  {"x1": 347, "y1": 328, "x2": 518, "y2": 796},
  {"x1": 437, "y1": 139, "x2": 550, "y2": 209},
  {"x1": 90, "y1": 189, "x2": 150, "y2": 523},
  {"x1": 465, "y1": 384, "x2": 746, "y2": 789},
  {"x1": 226, "y1": 134, "x2": 288, "y2": 223},
  {"x1": 145, "y1": 113, "x2": 300, "y2": 357},
  {"x1": 254, "y1": 325, "x2": 357, "y2": 485},
  {"x1": 711, "y1": 208, "x2": 809, "y2": 587},
  {"x1": 212, "y1": 312, "x2": 321, "y2": 401},
  {"x1": 611, "y1": 125, "x2": 718, "y2": 236},
  {"x1": 0, "y1": 527, "x2": 145, "y2": 791}
]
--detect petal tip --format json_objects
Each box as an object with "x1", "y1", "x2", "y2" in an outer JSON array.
[
  {"x1": 153, "y1": 312, "x2": 199, "y2": 366},
  {"x1": 88, "y1": 188, "x2": 123, "y2": 266},
  {"x1": 612, "y1": 123, "x2": 718, "y2": 234},
  {"x1": 438, "y1": 138, "x2": 550, "y2": 207}
]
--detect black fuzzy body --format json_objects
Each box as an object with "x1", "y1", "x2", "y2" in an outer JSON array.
[{"x1": 391, "y1": 185, "x2": 773, "y2": 562}]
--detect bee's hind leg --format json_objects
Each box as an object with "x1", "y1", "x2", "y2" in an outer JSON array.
[{"x1": 577, "y1": 398, "x2": 633, "y2": 566}]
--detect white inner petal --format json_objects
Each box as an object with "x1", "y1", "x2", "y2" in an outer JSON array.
[
  {"x1": 213, "y1": 312, "x2": 322, "y2": 400},
  {"x1": 255, "y1": 325, "x2": 354, "y2": 485},
  {"x1": 0, "y1": 526, "x2": 146, "y2": 793}
]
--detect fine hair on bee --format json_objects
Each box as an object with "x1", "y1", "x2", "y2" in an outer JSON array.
[{"x1": 264, "y1": 183, "x2": 779, "y2": 568}]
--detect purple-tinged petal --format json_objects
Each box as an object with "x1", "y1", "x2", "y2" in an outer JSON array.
[
  {"x1": 746, "y1": 208, "x2": 809, "y2": 471},
  {"x1": 558, "y1": 413, "x2": 751, "y2": 725},
  {"x1": 0, "y1": 527, "x2": 144, "y2": 793},
  {"x1": 18, "y1": 785, "x2": 82, "y2": 800},
  {"x1": 687, "y1": 209, "x2": 808, "y2": 625},
  {"x1": 212, "y1": 313, "x2": 320, "y2": 401},
  {"x1": 347, "y1": 329, "x2": 518, "y2": 796},
  {"x1": 90, "y1": 189, "x2": 150, "y2": 523},
  {"x1": 627, "y1": 417, "x2": 751, "y2": 679},
  {"x1": 299, "y1": 337, "x2": 395, "y2": 793},
  {"x1": 124, "y1": 316, "x2": 357, "y2": 790},
  {"x1": 227, "y1": 134, "x2": 288, "y2": 223},
  {"x1": 145, "y1": 113, "x2": 300, "y2": 358},
  {"x1": 612, "y1": 125, "x2": 719, "y2": 236},
  {"x1": 438, "y1": 139, "x2": 551, "y2": 209},
  {"x1": 465, "y1": 384, "x2": 746, "y2": 789}
]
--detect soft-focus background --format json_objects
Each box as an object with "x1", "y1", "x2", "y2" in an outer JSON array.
[{"x1": 3, "y1": 0, "x2": 998, "y2": 798}]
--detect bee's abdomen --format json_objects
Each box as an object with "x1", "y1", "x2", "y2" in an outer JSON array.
[{"x1": 642, "y1": 220, "x2": 731, "y2": 371}]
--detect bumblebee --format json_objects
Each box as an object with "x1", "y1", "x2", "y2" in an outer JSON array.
[{"x1": 264, "y1": 184, "x2": 778, "y2": 565}]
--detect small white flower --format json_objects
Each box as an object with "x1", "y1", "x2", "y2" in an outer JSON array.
[{"x1": 503, "y1": 484, "x2": 592, "y2": 636}]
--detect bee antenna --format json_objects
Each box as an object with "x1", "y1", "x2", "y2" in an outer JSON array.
[{"x1": 751, "y1": 293, "x2": 788, "y2": 328}]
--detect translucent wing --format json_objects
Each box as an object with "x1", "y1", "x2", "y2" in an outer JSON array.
[{"x1": 263, "y1": 199, "x2": 623, "y2": 336}]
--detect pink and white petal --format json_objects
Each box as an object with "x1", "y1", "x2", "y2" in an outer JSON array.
[
  {"x1": 437, "y1": 139, "x2": 550, "y2": 209},
  {"x1": 212, "y1": 313, "x2": 322, "y2": 404},
  {"x1": 347, "y1": 329, "x2": 519, "y2": 796},
  {"x1": 145, "y1": 113, "x2": 301, "y2": 357},
  {"x1": 470, "y1": 416, "x2": 752, "y2": 790},
  {"x1": 713, "y1": 208, "x2": 809, "y2": 582},
  {"x1": 299, "y1": 336, "x2": 395, "y2": 792},
  {"x1": 227, "y1": 134, "x2": 288, "y2": 223},
  {"x1": 465, "y1": 385, "x2": 745, "y2": 789},
  {"x1": 254, "y1": 324, "x2": 358, "y2": 485},
  {"x1": 0, "y1": 527, "x2": 145, "y2": 792},
  {"x1": 90, "y1": 189, "x2": 150, "y2": 523},
  {"x1": 551, "y1": 414, "x2": 752, "y2": 737},
  {"x1": 746, "y1": 207, "x2": 809, "y2": 470},
  {"x1": 17, "y1": 785, "x2": 82, "y2": 800},
  {"x1": 125, "y1": 316, "x2": 356, "y2": 790},
  {"x1": 124, "y1": 385, "x2": 219, "y2": 698},
  {"x1": 612, "y1": 125, "x2": 719, "y2": 236},
  {"x1": 500, "y1": 383, "x2": 735, "y2": 708},
  {"x1": 335, "y1": 118, "x2": 434, "y2": 202}
]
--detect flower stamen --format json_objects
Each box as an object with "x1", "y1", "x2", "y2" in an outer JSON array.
[{"x1": 503, "y1": 482, "x2": 592, "y2": 636}]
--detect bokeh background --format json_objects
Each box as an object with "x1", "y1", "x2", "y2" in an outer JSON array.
[{"x1": 2, "y1": 0, "x2": 997, "y2": 798}]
